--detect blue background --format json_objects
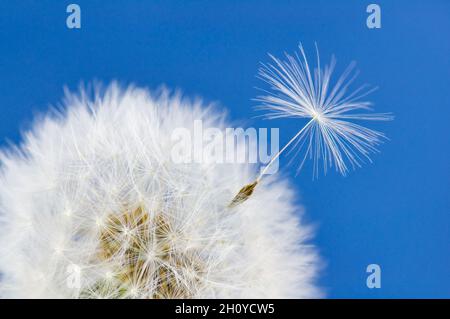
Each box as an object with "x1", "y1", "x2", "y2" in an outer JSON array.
[{"x1": 0, "y1": 1, "x2": 448, "y2": 298}]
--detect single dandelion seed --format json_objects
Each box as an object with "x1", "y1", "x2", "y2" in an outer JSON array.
[{"x1": 230, "y1": 43, "x2": 393, "y2": 206}]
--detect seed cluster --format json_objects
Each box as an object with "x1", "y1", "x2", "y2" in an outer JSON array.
[{"x1": 82, "y1": 206, "x2": 203, "y2": 298}]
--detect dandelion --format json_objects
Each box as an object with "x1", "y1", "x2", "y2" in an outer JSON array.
[
  {"x1": 0, "y1": 84, "x2": 321, "y2": 298},
  {"x1": 231, "y1": 44, "x2": 392, "y2": 205}
]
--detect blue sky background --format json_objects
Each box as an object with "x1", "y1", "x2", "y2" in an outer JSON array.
[{"x1": 0, "y1": 1, "x2": 449, "y2": 298}]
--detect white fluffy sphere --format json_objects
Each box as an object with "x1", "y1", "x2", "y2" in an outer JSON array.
[{"x1": 0, "y1": 84, "x2": 321, "y2": 298}]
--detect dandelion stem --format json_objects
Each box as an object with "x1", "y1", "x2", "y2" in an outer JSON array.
[
  {"x1": 229, "y1": 118, "x2": 315, "y2": 207},
  {"x1": 256, "y1": 118, "x2": 315, "y2": 182}
]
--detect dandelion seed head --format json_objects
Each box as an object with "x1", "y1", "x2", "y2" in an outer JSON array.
[{"x1": 0, "y1": 83, "x2": 321, "y2": 298}]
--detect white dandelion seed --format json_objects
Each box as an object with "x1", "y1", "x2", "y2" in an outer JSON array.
[
  {"x1": 229, "y1": 44, "x2": 392, "y2": 206},
  {"x1": 256, "y1": 43, "x2": 393, "y2": 178},
  {"x1": 0, "y1": 83, "x2": 321, "y2": 298}
]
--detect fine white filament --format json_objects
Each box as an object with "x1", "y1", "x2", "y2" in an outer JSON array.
[{"x1": 256, "y1": 44, "x2": 393, "y2": 178}]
